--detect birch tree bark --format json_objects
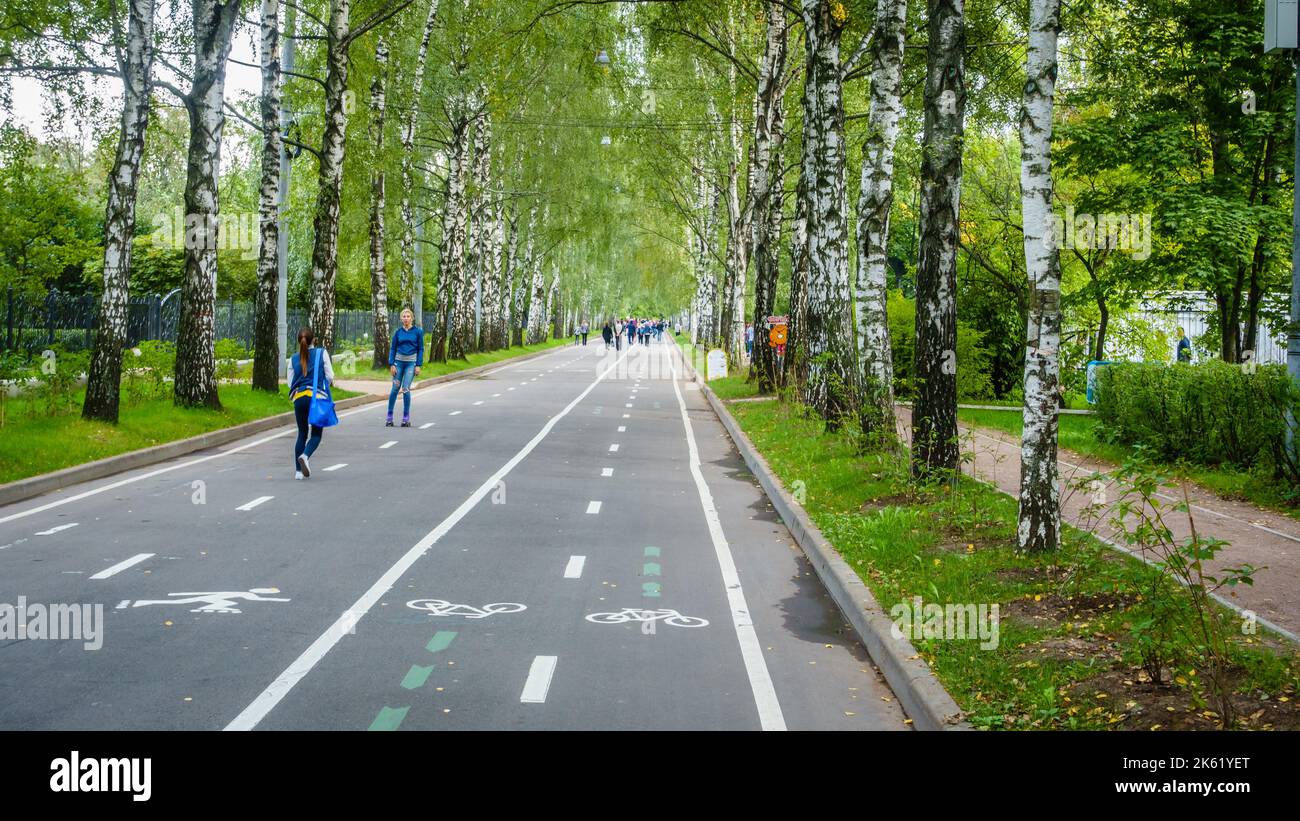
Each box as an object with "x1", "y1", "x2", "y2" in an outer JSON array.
[
  {"x1": 787, "y1": 165, "x2": 810, "y2": 391},
  {"x1": 174, "y1": 0, "x2": 241, "y2": 409},
  {"x1": 526, "y1": 205, "x2": 549, "y2": 344},
  {"x1": 911, "y1": 0, "x2": 967, "y2": 479},
  {"x1": 441, "y1": 104, "x2": 473, "y2": 359},
  {"x1": 718, "y1": 44, "x2": 750, "y2": 367},
  {"x1": 853, "y1": 0, "x2": 907, "y2": 436},
  {"x1": 368, "y1": 36, "x2": 391, "y2": 370},
  {"x1": 513, "y1": 205, "x2": 536, "y2": 347},
  {"x1": 1017, "y1": 0, "x2": 1063, "y2": 552},
  {"x1": 748, "y1": 0, "x2": 788, "y2": 394},
  {"x1": 798, "y1": 0, "x2": 857, "y2": 426},
  {"x1": 499, "y1": 203, "x2": 518, "y2": 347},
  {"x1": 398, "y1": 0, "x2": 441, "y2": 306},
  {"x1": 462, "y1": 107, "x2": 491, "y2": 352},
  {"x1": 83, "y1": 0, "x2": 156, "y2": 422},
  {"x1": 251, "y1": 0, "x2": 283, "y2": 393}
]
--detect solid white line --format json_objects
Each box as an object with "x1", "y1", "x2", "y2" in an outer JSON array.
[
  {"x1": 608, "y1": 444, "x2": 620, "y2": 452},
  {"x1": 520, "y1": 655, "x2": 558, "y2": 703},
  {"x1": 601, "y1": 468, "x2": 614, "y2": 477},
  {"x1": 667, "y1": 349, "x2": 786, "y2": 731},
  {"x1": 586, "y1": 501, "x2": 602, "y2": 515},
  {"x1": 379, "y1": 441, "x2": 397, "y2": 449},
  {"x1": 225, "y1": 347, "x2": 632, "y2": 731},
  {"x1": 35, "y1": 523, "x2": 78, "y2": 536},
  {"x1": 237, "y1": 496, "x2": 274, "y2": 511},
  {"x1": 322, "y1": 463, "x2": 348, "y2": 472},
  {"x1": 90, "y1": 552, "x2": 154, "y2": 580},
  {"x1": 563, "y1": 555, "x2": 586, "y2": 579},
  {"x1": 419, "y1": 423, "x2": 434, "y2": 429}
]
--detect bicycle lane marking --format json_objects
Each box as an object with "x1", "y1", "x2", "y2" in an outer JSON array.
[
  {"x1": 0, "y1": 345, "x2": 581, "y2": 528},
  {"x1": 666, "y1": 345, "x2": 786, "y2": 731},
  {"x1": 226, "y1": 346, "x2": 634, "y2": 731}
]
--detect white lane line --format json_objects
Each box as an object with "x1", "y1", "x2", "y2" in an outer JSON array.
[
  {"x1": 473, "y1": 400, "x2": 484, "y2": 406},
  {"x1": 622, "y1": 413, "x2": 630, "y2": 418},
  {"x1": 237, "y1": 496, "x2": 274, "y2": 511},
  {"x1": 507, "y1": 387, "x2": 516, "y2": 391},
  {"x1": 492, "y1": 393, "x2": 501, "y2": 398},
  {"x1": 449, "y1": 410, "x2": 462, "y2": 416},
  {"x1": 608, "y1": 444, "x2": 620, "y2": 452},
  {"x1": 323, "y1": 463, "x2": 348, "y2": 472},
  {"x1": 586, "y1": 501, "x2": 602, "y2": 515},
  {"x1": 0, "y1": 347, "x2": 585, "y2": 527},
  {"x1": 600, "y1": 467, "x2": 614, "y2": 477},
  {"x1": 520, "y1": 655, "x2": 558, "y2": 703},
  {"x1": 625, "y1": 403, "x2": 633, "y2": 408},
  {"x1": 667, "y1": 348, "x2": 786, "y2": 731},
  {"x1": 90, "y1": 552, "x2": 154, "y2": 580},
  {"x1": 420, "y1": 423, "x2": 434, "y2": 429},
  {"x1": 226, "y1": 347, "x2": 632, "y2": 731},
  {"x1": 563, "y1": 555, "x2": 586, "y2": 579},
  {"x1": 379, "y1": 441, "x2": 398, "y2": 450},
  {"x1": 618, "y1": 426, "x2": 626, "y2": 432},
  {"x1": 35, "y1": 523, "x2": 79, "y2": 536}
]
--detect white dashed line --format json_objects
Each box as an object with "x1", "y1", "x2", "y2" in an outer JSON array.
[
  {"x1": 236, "y1": 496, "x2": 274, "y2": 511},
  {"x1": 449, "y1": 411, "x2": 462, "y2": 416},
  {"x1": 35, "y1": 523, "x2": 79, "y2": 536},
  {"x1": 520, "y1": 656, "x2": 558, "y2": 704},
  {"x1": 601, "y1": 468, "x2": 614, "y2": 477},
  {"x1": 420, "y1": 423, "x2": 434, "y2": 429},
  {"x1": 586, "y1": 501, "x2": 602, "y2": 515},
  {"x1": 563, "y1": 556, "x2": 586, "y2": 579},
  {"x1": 323, "y1": 463, "x2": 348, "y2": 472},
  {"x1": 90, "y1": 553, "x2": 154, "y2": 580},
  {"x1": 379, "y1": 441, "x2": 397, "y2": 449},
  {"x1": 618, "y1": 426, "x2": 626, "y2": 432},
  {"x1": 473, "y1": 401, "x2": 484, "y2": 406},
  {"x1": 608, "y1": 444, "x2": 620, "y2": 452}
]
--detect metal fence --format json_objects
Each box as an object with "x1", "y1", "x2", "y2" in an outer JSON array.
[{"x1": 2, "y1": 287, "x2": 436, "y2": 359}]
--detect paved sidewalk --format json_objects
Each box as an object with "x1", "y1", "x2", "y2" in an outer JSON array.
[{"x1": 894, "y1": 407, "x2": 1300, "y2": 642}]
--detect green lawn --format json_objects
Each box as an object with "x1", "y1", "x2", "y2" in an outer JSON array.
[
  {"x1": 957, "y1": 407, "x2": 1300, "y2": 518},
  {"x1": 335, "y1": 337, "x2": 571, "y2": 381},
  {"x1": 672, "y1": 333, "x2": 763, "y2": 400},
  {"x1": 0, "y1": 383, "x2": 360, "y2": 485},
  {"x1": 727, "y1": 396, "x2": 1300, "y2": 729}
]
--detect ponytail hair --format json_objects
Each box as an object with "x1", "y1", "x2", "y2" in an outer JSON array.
[{"x1": 297, "y1": 327, "x2": 314, "y2": 377}]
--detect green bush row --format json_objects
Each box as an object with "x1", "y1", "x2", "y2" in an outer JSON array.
[{"x1": 1094, "y1": 360, "x2": 1297, "y2": 471}]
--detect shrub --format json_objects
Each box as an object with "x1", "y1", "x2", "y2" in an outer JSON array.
[
  {"x1": 888, "y1": 290, "x2": 995, "y2": 401},
  {"x1": 1094, "y1": 360, "x2": 1296, "y2": 471},
  {"x1": 214, "y1": 337, "x2": 248, "y2": 382}
]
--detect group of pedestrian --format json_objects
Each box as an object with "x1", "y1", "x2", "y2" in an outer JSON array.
[{"x1": 289, "y1": 306, "x2": 426, "y2": 480}]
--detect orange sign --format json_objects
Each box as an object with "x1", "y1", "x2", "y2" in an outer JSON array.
[{"x1": 768, "y1": 325, "x2": 787, "y2": 347}]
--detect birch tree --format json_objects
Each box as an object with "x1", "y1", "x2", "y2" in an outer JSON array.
[
  {"x1": 251, "y1": 0, "x2": 283, "y2": 393},
  {"x1": 368, "y1": 36, "x2": 391, "y2": 370},
  {"x1": 1017, "y1": 0, "x2": 1063, "y2": 552},
  {"x1": 911, "y1": 0, "x2": 967, "y2": 479},
  {"x1": 797, "y1": 0, "x2": 857, "y2": 425},
  {"x1": 82, "y1": 0, "x2": 156, "y2": 422},
  {"x1": 173, "y1": 0, "x2": 241, "y2": 409},
  {"x1": 398, "y1": 0, "x2": 440, "y2": 307},
  {"x1": 853, "y1": 0, "x2": 907, "y2": 437}
]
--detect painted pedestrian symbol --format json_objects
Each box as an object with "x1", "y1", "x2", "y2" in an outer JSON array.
[
  {"x1": 124, "y1": 588, "x2": 289, "y2": 614},
  {"x1": 585, "y1": 608, "x2": 709, "y2": 628},
  {"x1": 406, "y1": 599, "x2": 526, "y2": 619}
]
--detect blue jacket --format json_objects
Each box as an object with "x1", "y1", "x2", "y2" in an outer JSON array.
[
  {"x1": 289, "y1": 348, "x2": 332, "y2": 396},
  {"x1": 389, "y1": 325, "x2": 425, "y2": 367}
]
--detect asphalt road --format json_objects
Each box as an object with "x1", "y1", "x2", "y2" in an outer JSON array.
[{"x1": 0, "y1": 339, "x2": 906, "y2": 730}]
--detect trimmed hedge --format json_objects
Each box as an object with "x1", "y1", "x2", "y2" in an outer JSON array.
[{"x1": 1094, "y1": 360, "x2": 1297, "y2": 470}]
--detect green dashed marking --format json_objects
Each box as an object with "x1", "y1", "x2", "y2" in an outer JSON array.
[
  {"x1": 368, "y1": 705, "x2": 410, "y2": 731},
  {"x1": 643, "y1": 546, "x2": 661, "y2": 557},
  {"x1": 426, "y1": 631, "x2": 457, "y2": 654},
  {"x1": 642, "y1": 582, "x2": 662, "y2": 597},
  {"x1": 401, "y1": 664, "x2": 435, "y2": 690},
  {"x1": 642, "y1": 562, "x2": 661, "y2": 576}
]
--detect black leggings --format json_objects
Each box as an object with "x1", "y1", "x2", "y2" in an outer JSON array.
[{"x1": 293, "y1": 395, "x2": 323, "y2": 470}]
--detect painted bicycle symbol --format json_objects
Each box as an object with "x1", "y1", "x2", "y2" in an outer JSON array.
[
  {"x1": 585, "y1": 608, "x2": 709, "y2": 628},
  {"x1": 406, "y1": 599, "x2": 527, "y2": 619}
]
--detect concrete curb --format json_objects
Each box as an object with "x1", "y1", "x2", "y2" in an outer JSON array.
[
  {"x1": 674, "y1": 346, "x2": 969, "y2": 731},
  {"x1": 0, "y1": 344, "x2": 563, "y2": 509}
]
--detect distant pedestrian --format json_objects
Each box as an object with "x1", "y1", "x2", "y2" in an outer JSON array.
[
  {"x1": 581, "y1": 321, "x2": 589, "y2": 346},
  {"x1": 1175, "y1": 328, "x2": 1192, "y2": 363},
  {"x1": 289, "y1": 327, "x2": 334, "y2": 480},
  {"x1": 602, "y1": 321, "x2": 614, "y2": 348},
  {"x1": 387, "y1": 307, "x2": 423, "y2": 427},
  {"x1": 745, "y1": 323, "x2": 754, "y2": 357},
  {"x1": 627, "y1": 319, "x2": 637, "y2": 345}
]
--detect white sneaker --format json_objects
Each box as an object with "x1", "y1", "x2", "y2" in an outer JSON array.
[
  {"x1": 295, "y1": 471, "x2": 304, "y2": 480},
  {"x1": 297, "y1": 454, "x2": 311, "y2": 478}
]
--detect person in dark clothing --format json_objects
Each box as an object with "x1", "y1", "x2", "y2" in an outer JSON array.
[
  {"x1": 601, "y1": 322, "x2": 614, "y2": 348},
  {"x1": 288, "y1": 327, "x2": 334, "y2": 479}
]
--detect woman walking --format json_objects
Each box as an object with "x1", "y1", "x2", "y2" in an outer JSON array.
[
  {"x1": 387, "y1": 306, "x2": 424, "y2": 427},
  {"x1": 289, "y1": 327, "x2": 334, "y2": 479}
]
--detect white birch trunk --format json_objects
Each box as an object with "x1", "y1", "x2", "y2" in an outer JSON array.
[
  {"x1": 251, "y1": 0, "x2": 283, "y2": 393},
  {"x1": 368, "y1": 36, "x2": 391, "y2": 370},
  {"x1": 398, "y1": 0, "x2": 441, "y2": 306}
]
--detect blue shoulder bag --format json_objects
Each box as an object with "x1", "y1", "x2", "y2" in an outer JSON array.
[{"x1": 308, "y1": 347, "x2": 339, "y2": 427}]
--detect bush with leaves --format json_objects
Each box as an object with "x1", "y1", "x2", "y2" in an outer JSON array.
[{"x1": 215, "y1": 338, "x2": 248, "y2": 383}]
